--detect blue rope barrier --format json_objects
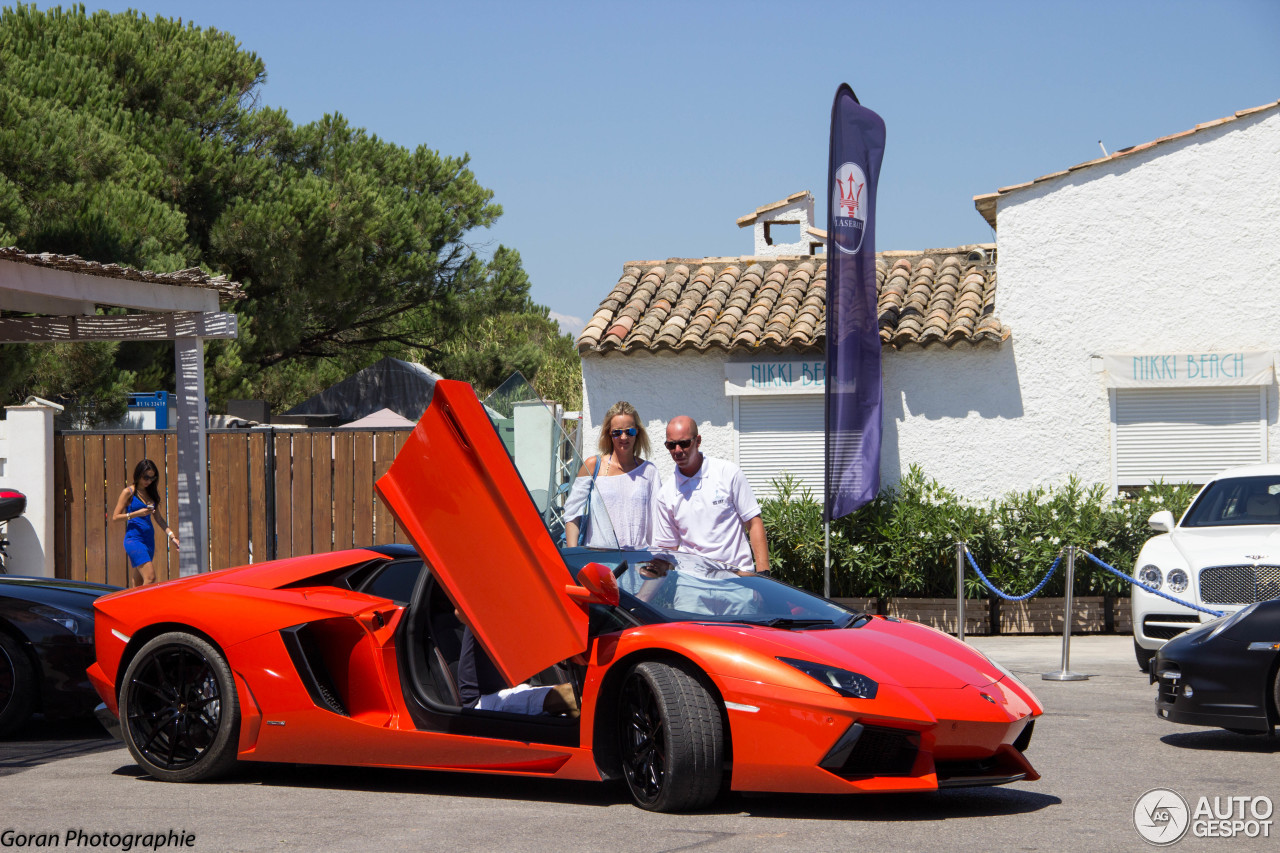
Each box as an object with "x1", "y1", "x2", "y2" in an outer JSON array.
[
  {"x1": 1079, "y1": 550, "x2": 1224, "y2": 617},
  {"x1": 964, "y1": 546, "x2": 1060, "y2": 601}
]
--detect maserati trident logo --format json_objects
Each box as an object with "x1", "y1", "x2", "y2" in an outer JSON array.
[{"x1": 831, "y1": 162, "x2": 868, "y2": 254}]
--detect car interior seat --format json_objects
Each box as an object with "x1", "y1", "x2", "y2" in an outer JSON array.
[{"x1": 1246, "y1": 492, "x2": 1280, "y2": 519}]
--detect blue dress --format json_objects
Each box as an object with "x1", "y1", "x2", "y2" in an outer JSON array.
[{"x1": 123, "y1": 491, "x2": 155, "y2": 568}]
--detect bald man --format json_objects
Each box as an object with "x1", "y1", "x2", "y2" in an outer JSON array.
[{"x1": 653, "y1": 415, "x2": 769, "y2": 576}]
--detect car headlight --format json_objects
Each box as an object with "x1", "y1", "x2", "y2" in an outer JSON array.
[
  {"x1": 30, "y1": 604, "x2": 92, "y2": 640},
  {"x1": 779, "y1": 657, "x2": 878, "y2": 699},
  {"x1": 1200, "y1": 602, "x2": 1259, "y2": 643},
  {"x1": 1137, "y1": 564, "x2": 1163, "y2": 591},
  {"x1": 1166, "y1": 569, "x2": 1189, "y2": 594}
]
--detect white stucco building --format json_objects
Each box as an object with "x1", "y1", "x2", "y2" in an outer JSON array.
[{"x1": 577, "y1": 100, "x2": 1280, "y2": 502}]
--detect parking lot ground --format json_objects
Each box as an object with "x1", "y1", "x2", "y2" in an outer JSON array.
[{"x1": 2, "y1": 635, "x2": 1277, "y2": 852}]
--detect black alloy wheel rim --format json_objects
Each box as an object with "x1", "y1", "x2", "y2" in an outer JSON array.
[
  {"x1": 620, "y1": 673, "x2": 665, "y2": 804},
  {"x1": 0, "y1": 644, "x2": 13, "y2": 714},
  {"x1": 126, "y1": 644, "x2": 222, "y2": 770}
]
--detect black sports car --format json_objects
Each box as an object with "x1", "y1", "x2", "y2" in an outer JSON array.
[
  {"x1": 0, "y1": 575, "x2": 119, "y2": 738},
  {"x1": 1151, "y1": 598, "x2": 1280, "y2": 734}
]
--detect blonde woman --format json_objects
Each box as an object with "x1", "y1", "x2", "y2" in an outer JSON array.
[{"x1": 564, "y1": 402, "x2": 661, "y2": 549}]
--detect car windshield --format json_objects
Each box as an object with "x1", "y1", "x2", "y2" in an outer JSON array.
[
  {"x1": 1181, "y1": 475, "x2": 1280, "y2": 527},
  {"x1": 561, "y1": 548, "x2": 860, "y2": 628}
]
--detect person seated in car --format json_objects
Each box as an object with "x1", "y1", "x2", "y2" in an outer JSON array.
[{"x1": 456, "y1": 621, "x2": 579, "y2": 717}]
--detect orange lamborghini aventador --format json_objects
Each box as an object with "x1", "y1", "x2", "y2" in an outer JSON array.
[{"x1": 88, "y1": 380, "x2": 1042, "y2": 811}]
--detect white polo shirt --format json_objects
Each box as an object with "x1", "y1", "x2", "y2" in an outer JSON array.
[{"x1": 653, "y1": 455, "x2": 762, "y2": 571}]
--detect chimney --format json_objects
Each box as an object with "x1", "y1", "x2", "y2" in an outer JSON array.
[{"x1": 735, "y1": 191, "x2": 821, "y2": 257}]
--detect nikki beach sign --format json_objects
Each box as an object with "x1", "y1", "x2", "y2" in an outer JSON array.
[
  {"x1": 724, "y1": 360, "x2": 827, "y2": 395},
  {"x1": 1101, "y1": 351, "x2": 1274, "y2": 388}
]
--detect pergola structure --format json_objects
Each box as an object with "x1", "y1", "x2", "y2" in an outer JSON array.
[{"x1": 0, "y1": 247, "x2": 244, "y2": 575}]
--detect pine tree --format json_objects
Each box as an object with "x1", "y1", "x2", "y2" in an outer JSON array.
[{"x1": 0, "y1": 3, "x2": 571, "y2": 416}]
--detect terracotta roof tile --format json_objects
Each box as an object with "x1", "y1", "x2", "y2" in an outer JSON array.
[{"x1": 578, "y1": 246, "x2": 1007, "y2": 354}]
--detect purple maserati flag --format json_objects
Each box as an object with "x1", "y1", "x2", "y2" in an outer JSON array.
[{"x1": 825, "y1": 84, "x2": 886, "y2": 520}]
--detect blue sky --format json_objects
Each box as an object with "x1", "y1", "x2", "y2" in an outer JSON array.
[{"x1": 45, "y1": 0, "x2": 1280, "y2": 334}]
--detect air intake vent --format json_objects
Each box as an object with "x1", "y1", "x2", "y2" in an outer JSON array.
[{"x1": 280, "y1": 625, "x2": 349, "y2": 716}]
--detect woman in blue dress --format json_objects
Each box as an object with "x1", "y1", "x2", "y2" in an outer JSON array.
[{"x1": 111, "y1": 459, "x2": 179, "y2": 585}]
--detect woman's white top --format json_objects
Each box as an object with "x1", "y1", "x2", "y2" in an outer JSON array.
[{"x1": 564, "y1": 458, "x2": 661, "y2": 549}]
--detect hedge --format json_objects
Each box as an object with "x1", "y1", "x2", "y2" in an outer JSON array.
[{"x1": 760, "y1": 466, "x2": 1198, "y2": 600}]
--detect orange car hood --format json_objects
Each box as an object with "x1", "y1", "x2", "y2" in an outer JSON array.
[
  {"x1": 375, "y1": 380, "x2": 589, "y2": 687},
  {"x1": 678, "y1": 617, "x2": 1003, "y2": 690}
]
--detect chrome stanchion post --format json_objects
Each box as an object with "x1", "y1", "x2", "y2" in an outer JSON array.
[
  {"x1": 955, "y1": 541, "x2": 966, "y2": 642},
  {"x1": 1043, "y1": 545, "x2": 1089, "y2": 681}
]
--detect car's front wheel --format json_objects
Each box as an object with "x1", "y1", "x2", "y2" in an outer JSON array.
[
  {"x1": 618, "y1": 660, "x2": 723, "y2": 812},
  {"x1": 0, "y1": 631, "x2": 36, "y2": 738},
  {"x1": 1134, "y1": 639, "x2": 1155, "y2": 673},
  {"x1": 119, "y1": 632, "x2": 239, "y2": 782}
]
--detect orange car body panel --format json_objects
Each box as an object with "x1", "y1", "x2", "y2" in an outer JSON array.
[{"x1": 375, "y1": 380, "x2": 588, "y2": 687}]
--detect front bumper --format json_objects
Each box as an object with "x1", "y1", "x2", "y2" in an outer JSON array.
[
  {"x1": 1150, "y1": 637, "x2": 1274, "y2": 733},
  {"x1": 718, "y1": 673, "x2": 1040, "y2": 794}
]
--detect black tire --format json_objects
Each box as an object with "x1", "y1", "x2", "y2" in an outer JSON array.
[
  {"x1": 0, "y1": 631, "x2": 36, "y2": 739},
  {"x1": 1273, "y1": 670, "x2": 1280, "y2": 733},
  {"x1": 1134, "y1": 639, "x2": 1156, "y2": 673},
  {"x1": 119, "y1": 632, "x2": 240, "y2": 782},
  {"x1": 618, "y1": 661, "x2": 723, "y2": 812}
]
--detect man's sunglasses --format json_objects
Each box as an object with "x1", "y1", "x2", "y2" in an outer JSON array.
[
  {"x1": 664, "y1": 439, "x2": 694, "y2": 450},
  {"x1": 610, "y1": 427, "x2": 638, "y2": 438}
]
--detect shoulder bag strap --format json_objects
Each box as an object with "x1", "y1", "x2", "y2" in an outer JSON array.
[{"x1": 582, "y1": 455, "x2": 601, "y2": 539}]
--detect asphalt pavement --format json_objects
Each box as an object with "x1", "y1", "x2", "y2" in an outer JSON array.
[{"x1": 2, "y1": 635, "x2": 1277, "y2": 852}]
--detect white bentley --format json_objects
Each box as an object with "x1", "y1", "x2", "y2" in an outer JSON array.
[{"x1": 1131, "y1": 464, "x2": 1280, "y2": 671}]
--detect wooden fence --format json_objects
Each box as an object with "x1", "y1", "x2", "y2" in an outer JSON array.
[{"x1": 54, "y1": 428, "x2": 412, "y2": 586}]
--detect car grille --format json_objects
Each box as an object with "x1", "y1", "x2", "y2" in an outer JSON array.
[
  {"x1": 1155, "y1": 664, "x2": 1181, "y2": 704},
  {"x1": 1199, "y1": 565, "x2": 1280, "y2": 604},
  {"x1": 1142, "y1": 614, "x2": 1200, "y2": 639}
]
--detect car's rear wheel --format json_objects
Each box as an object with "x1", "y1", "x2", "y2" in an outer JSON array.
[
  {"x1": 0, "y1": 631, "x2": 36, "y2": 738},
  {"x1": 119, "y1": 632, "x2": 239, "y2": 782},
  {"x1": 1134, "y1": 639, "x2": 1155, "y2": 673},
  {"x1": 618, "y1": 661, "x2": 723, "y2": 812}
]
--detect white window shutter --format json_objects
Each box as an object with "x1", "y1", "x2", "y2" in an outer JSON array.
[
  {"x1": 737, "y1": 395, "x2": 825, "y2": 499},
  {"x1": 1114, "y1": 387, "x2": 1267, "y2": 486}
]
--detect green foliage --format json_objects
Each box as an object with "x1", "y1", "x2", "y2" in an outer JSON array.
[
  {"x1": 0, "y1": 4, "x2": 569, "y2": 417},
  {"x1": 760, "y1": 468, "x2": 1200, "y2": 599},
  {"x1": 0, "y1": 340, "x2": 134, "y2": 425},
  {"x1": 431, "y1": 277, "x2": 582, "y2": 409}
]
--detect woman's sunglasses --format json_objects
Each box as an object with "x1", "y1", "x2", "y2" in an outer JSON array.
[
  {"x1": 610, "y1": 427, "x2": 638, "y2": 438},
  {"x1": 664, "y1": 439, "x2": 694, "y2": 450}
]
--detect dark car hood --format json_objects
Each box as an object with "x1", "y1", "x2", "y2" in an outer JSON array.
[{"x1": 0, "y1": 576, "x2": 119, "y2": 611}]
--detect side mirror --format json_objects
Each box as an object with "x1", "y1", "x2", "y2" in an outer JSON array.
[
  {"x1": 1148, "y1": 510, "x2": 1175, "y2": 533},
  {"x1": 566, "y1": 561, "x2": 619, "y2": 607}
]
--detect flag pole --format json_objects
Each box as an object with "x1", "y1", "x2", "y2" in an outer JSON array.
[{"x1": 824, "y1": 519, "x2": 831, "y2": 599}]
